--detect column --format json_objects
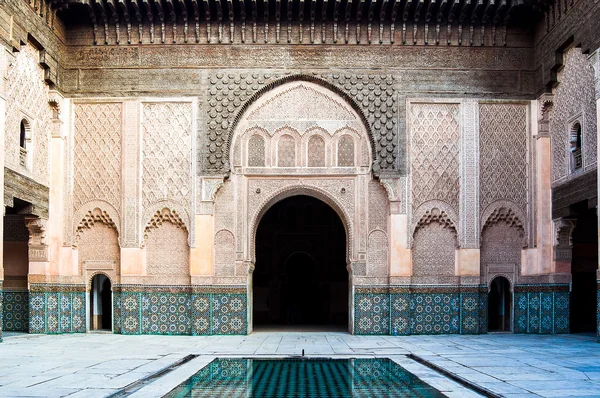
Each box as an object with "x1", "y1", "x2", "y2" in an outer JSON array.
[
  {"x1": 120, "y1": 100, "x2": 144, "y2": 277},
  {"x1": 381, "y1": 177, "x2": 411, "y2": 277},
  {"x1": 457, "y1": 100, "x2": 480, "y2": 277}
]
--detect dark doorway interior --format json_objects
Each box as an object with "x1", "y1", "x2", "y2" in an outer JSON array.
[
  {"x1": 570, "y1": 206, "x2": 598, "y2": 333},
  {"x1": 253, "y1": 195, "x2": 348, "y2": 329},
  {"x1": 91, "y1": 274, "x2": 112, "y2": 331},
  {"x1": 488, "y1": 276, "x2": 512, "y2": 332}
]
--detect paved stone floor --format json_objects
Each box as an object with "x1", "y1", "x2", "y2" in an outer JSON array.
[{"x1": 0, "y1": 332, "x2": 599, "y2": 397}]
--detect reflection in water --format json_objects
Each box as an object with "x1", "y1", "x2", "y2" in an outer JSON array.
[{"x1": 165, "y1": 358, "x2": 445, "y2": 397}]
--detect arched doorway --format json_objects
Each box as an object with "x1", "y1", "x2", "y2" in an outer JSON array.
[
  {"x1": 90, "y1": 274, "x2": 112, "y2": 331},
  {"x1": 253, "y1": 195, "x2": 348, "y2": 330},
  {"x1": 570, "y1": 206, "x2": 598, "y2": 333},
  {"x1": 488, "y1": 276, "x2": 512, "y2": 332}
]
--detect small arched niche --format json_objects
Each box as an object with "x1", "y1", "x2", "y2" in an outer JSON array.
[
  {"x1": 488, "y1": 276, "x2": 512, "y2": 332},
  {"x1": 569, "y1": 122, "x2": 583, "y2": 172},
  {"x1": 19, "y1": 119, "x2": 32, "y2": 169}
]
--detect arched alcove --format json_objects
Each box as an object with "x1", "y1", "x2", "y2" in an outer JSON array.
[{"x1": 253, "y1": 195, "x2": 348, "y2": 330}]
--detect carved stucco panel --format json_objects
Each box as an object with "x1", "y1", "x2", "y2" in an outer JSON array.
[
  {"x1": 5, "y1": 44, "x2": 51, "y2": 185},
  {"x1": 551, "y1": 47, "x2": 597, "y2": 182},
  {"x1": 73, "y1": 103, "x2": 123, "y2": 214},
  {"x1": 409, "y1": 102, "x2": 460, "y2": 215}
]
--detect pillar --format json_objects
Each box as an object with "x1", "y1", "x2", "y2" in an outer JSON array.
[
  {"x1": 590, "y1": 49, "x2": 600, "y2": 341},
  {"x1": 190, "y1": 178, "x2": 222, "y2": 281},
  {"x1": 457, "y1": 100, "x2": 480, "y2": 277},
  {"x1": 380, "y1": 178, "x2": 411, "y2": 277},
  {"x1": 0, "y1": 45, "x2": 8, "y2": 340}
]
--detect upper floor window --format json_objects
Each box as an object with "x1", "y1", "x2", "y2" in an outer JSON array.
[
  {"x1": 570, "y1": 122, "x2": 582, "y2": 172},
  {"x1": 19, "y1": 119, "x2": 31, "y2": 169}
]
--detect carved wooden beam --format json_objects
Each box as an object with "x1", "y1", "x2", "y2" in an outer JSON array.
[
  {"x1": 287, "y1": 0, "x2": 293, "y2": 42},
  {"x1": 276, "y1": 0, "x2": 281, "y2": 43},
  {"x1": 321, "y1": 0, "x2": 329, "y2": 43},
  {"x1": 309, "y1": 0, "x2": 316, "y2": 43},
  {"x1": 264, "y1": 0, "x2": 270, "y2": 42},
  {"x1": 436, "y1": 0, "x2": 448, "y2": 44},
  {"x1": 482, "y1": 0, "x2": 495, "y2": 45},
  {"x1": 343, "y1": 0, "x2": 351, "y2": 43},
  {"x1": 177, "y1": 0, "x2": 189, "y2": 42},
  {"x1": 251, "y1": 0, "x2": 257, "y2": 42},
  {"x1": 367, "y1": 0, "x2": 376, "y2": 43},
  {"x1": 152, "y1": 0, "x2": 166, "y2": 43},
  {"x1": 142, "y1": 0, "x2": 155, "y2": 42},
  {"x1": 403, "y1": 0, "x2": 414, "y2": 44},
  {"x1": 447, "y1": 0, "x2": 459, "y2": 44},
  {"x1": 470, "y1": 0, "x2": 484, "y2": 45},
  {"x1": 333, "y1": 0, "x2": 340, "y2": 43},
  {"x1": 412, "y1": 0, "x2": 423, "y2": 44},
  {"x1": 390, "y1": 0, "x2": 399, "y2": 43},
  {"x1": 164, "y1": 0, "x2": 176, "y2": 42},
  {"x1": 424, "y1": 0, "x2": 435, "y2": 44},
  {"x1": 105, "y1": 0, "x2": 120, "y2": 44},
  {"x1": 240, "y1": 0, "x2": 247, "y2": 42},
  {"x1": 93, "y1": 0, "x2": 109, "y2": 44},
  {"x1": 117, "y1": 0, "x2": 131, "y2": 43},
  {"x1": 458, "y1": 0, "x2": 471, "y2": 45},
  {"x1": 356, "y1": 0, "x2": 365, "y2": 44},
  {"x1": 72, "y1": 0, "x2": 98, "y2": 44},
  {"x1": 202, "y1": 0, "x2": 211, "y2": 42},
  {"x1": 492, "y1": 0, "x2": 506, "y2": 45},
  {"x1": 226, "y1": 0, "x2": 234, "y2": 43},
  {"x1": 215, "y1": 0, "x2": 223, "y2": 43},
  {"x1": 379, "y1": 0, "x2": 388, "y2": 44},
  {"x1": 129, "y1": 0, "x2": 143, "y2": 42}
]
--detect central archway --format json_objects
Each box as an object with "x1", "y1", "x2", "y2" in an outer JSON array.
[{"x1": 253, "y1": 195, "x2": 348, "y2": 331}]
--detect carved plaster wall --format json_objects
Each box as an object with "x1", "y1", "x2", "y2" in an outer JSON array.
[
  {"x1": 216, "y1": 80, "x2": 384, "y2": 282},
  {"x1": 551, "y1": 47, "x2": 597, "y2": 184},
  {"x1": 144, "y1": 218, "x2": 190, "y2": 285},
  {"x1": 4, "y1": 44, "x2": 52, "y2": 185},
  {"x1": 77, "y1": 222, "x2": 121, "y2": 283}
]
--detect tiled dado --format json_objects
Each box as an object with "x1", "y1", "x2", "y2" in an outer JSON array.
[
  {"x1": 28, "y1": 284, "x2": 87, "y2": 334},
  {"x1": 3, "y1": 291, "x2": 29, "y2": 332},
  {"x1": 0, "y1": 281, "x2": 3, "y2": 341},
  {"x1": 513, "y1": 284, "x2": 570, "y2": 334},
  {"x1": 113, "y1": 285, "x2": 247, "y2": 336},
  {"x1": 597, "y1": 282, "x2": 599, "y2": 342},
  {"x1": 354, "y1": 286, "x2": 488, "y2": 336}
]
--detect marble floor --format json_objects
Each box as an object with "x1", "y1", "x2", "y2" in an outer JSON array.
[{"x1": 0, "y1": 332, "x2": 598, "y2": 397}]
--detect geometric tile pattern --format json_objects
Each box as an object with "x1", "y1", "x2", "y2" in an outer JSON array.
[
  {"x1": 355, "y1": 286, "x2": 486, "y2": 336},
  {"x1": 29, "y1": 287, "x2": 86, "y2": 334},
  {"x1": 3, "y1": 291, "x2": 29, "y2": 332},
  {"x1": 0, "y1": 281, "x2": 3, "y2": 341},
  {"x1": 513, "y1": 285, "x2": 570, "y2": 334},
  {"x1": 113, "y1": 287, "x2": 247, "y2": 336},
  {"x1": 597, "y1": 282, "x2": 600, "y2": 342}
]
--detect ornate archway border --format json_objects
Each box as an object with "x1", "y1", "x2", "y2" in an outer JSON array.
[
  {"x1": 411, "y1": 200, "x2": 459, "y2": 247},
  {"x1": 226, "y1": 75, "x2": 379, "y2": 174},
  {"x1": 74, "y1": 200, "x2": 121, "y2": 244},
  {"x1": 481, "y1": 200, "x2": 527, "y2": 247},
  {"x1": 248, "y1": 185, "x2": 354, "y2": 264}
]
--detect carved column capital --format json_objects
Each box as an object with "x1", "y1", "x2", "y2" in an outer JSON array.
[
  {"x1": 552, "y1": 217, "x2": 576, "y2": 262},
  {"x1": 198, "y1": 176, "x2": 225, "y2": 215},
  {"x1": 379, "y1": 177, "x2": 402, "y2": 214},
  {"x1": 537, "y1": 93, "x2": 554, "y2": 138},
  {"x1": 24, "y1": 217, "x2": 49, "y2": 262}
]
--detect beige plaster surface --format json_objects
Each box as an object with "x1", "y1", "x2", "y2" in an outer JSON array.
[
  {"x1": 190, "y1": 214, "x2": 213, "y2": 276},
  {"x1": 390, "y1": 214, "x2": 411, "y2": 276},
  {"x1": 455, "y1": 249, "x2": 480, "y2": 276}
]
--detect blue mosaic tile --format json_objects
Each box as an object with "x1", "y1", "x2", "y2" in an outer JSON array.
[
  {"x1": 478, "y1": 290, "x2": 488, "y2": 334},
  {"x1": 0, "y1": 283, "x2": 3, "y2": 341},
  {"x1": 354, "y1": 293, "x2": 389, "y2": 335},
  {"x1": 141, "y1": 293, "x2": 191, "y2": 335},
  {"x1": 513, "y1": 286, "x2": 569, "y2": 335},
  {"x1": 3, "y1": 291, "x2": 29, "y2": 332},
  {"x1": 411, "y1": 293, "x2": 459, "y2": 335},
  {"x1": 597, "y1": 284, "x2": 600, "y2": 342},
  {"x1": 390, "y1": 293, "x2": 410, "y2": 336},
  {"x1": 191, "y1": 294, "x2": 211, "y2": 335},
  {"x1": 211, "y1": 294, "x2": 247, "y2": 335},
  {"x1": 28, "y1": 290, "x2": 86, "y2": 334},
  {"x1": 460, "y1": 292, "x2": 480, "y2": 334}
]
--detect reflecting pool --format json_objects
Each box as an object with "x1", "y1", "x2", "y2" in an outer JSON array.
[{"x1": 165, "y1": 357, "x2": 445, "y2": 397}]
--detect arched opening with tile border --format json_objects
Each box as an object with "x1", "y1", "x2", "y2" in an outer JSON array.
[
  {"x1": 90, "y1": 274, "x2": 112, "y2": 331},
  {"x1": 253, "y1": 195, "x2": 348, "y2": 331},
  {"x1": 488, "y1": 276, "x2": 512, "y2": 332}
]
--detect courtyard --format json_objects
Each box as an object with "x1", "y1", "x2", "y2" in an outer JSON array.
[{"x1": 0, "y1": 332, "x2": 598, "y2": 397}]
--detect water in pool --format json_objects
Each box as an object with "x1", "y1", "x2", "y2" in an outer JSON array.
[{"x1": 165, "y1": 358, "x2": 445, "y2": 397}]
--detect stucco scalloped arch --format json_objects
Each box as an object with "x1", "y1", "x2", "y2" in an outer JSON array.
[
  {"x1": 74, "y1": 200, "x2": 121, "y2": 241},
  {"x1": 411, "y1": 200, "x2": 459, "y2": 237},
  {"x1": 249, "y1": 185, "x2": 354, "y2": 263},
  {"x1": 481, "y1": 200, "x2": 527, "y2": 247},
  {"x1": 226, "y1": 75, "x2": 378, "y2": 174},
  {"x1": 142, "y1": 200, "x2": 191, "y2": 245}
]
